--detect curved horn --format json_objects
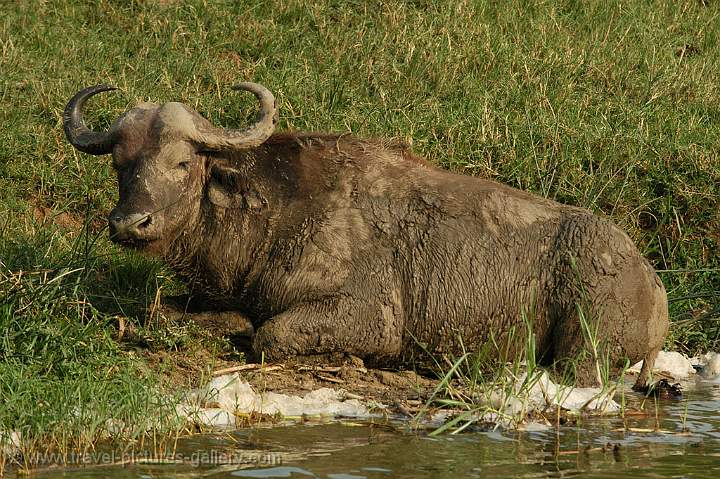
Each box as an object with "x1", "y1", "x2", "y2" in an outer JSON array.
[
  {"x1": 63, "y1": 84, "x2": 117, "y2": 155},
  {"x1": 198, "y1": 82, "x2": 277, "y2": 150}
]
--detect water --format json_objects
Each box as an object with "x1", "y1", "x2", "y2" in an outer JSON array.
[{"x1": 32, "y1": 382, "x2": 720, "y2": 478}]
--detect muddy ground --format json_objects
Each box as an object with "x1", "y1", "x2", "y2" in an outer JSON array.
[{"x1": 141, "y1": 344, "x2": 438, "y2": 418}]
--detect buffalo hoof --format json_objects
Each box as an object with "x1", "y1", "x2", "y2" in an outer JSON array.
[{"x1": 634, "y1": 379, "x2": 683, "y2": 400}]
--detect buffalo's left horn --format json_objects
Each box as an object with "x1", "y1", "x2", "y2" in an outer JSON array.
[
  {"x1": 63, "y1": 84, "x2": 118, "y2": 155},
  {"x1": 196, "y1": 82, "x2": 277, "y2": 150}
]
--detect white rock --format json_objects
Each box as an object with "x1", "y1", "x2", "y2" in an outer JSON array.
[
  {"x1": 518, "y1": 421, "x2": 552, "y2": 432},
  {"x1": 690, "y1": 352, "x2": 720, "y2": 379},
  {"x1": 558, "y1": 386, "x2": 619, "y2": 412},
  {"x1": 482, "y1": 371, "x2": 619, "y2": 422},
  {"x1": 441, "y1": 370, "x2": 619, "y2": 431},
  {"x1": 203, "y1": 374, "x2": 259, "y2": 411},
  {"x1": 522, "y1": 372, "x2": 619, "y2": 412},
  {"x1": 629, "y1": 350, "x2": 696, "y2": 379},
  {"x1": 103, "y1": 419, "x2": 126, "y2": 437},
  {"x1": 182, "y1": 373, "x2": 370, "y2": 428},
  {"x1": 702, "y1": 353, "x2": 720, "y2": 378},
  {"x1": 0, "y1": 430, "x2": 21, "y2": 457},
  {"x1": 256, "y1": 388, "x2": 367, "y2": 417},
  {"x1": 192, "y1": 408, "x2": 236, "y2": 428}
]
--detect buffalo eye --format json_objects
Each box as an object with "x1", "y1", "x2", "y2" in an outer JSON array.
[{"x1": 177, "y1": 161, "x2": 191, "y2": 170}]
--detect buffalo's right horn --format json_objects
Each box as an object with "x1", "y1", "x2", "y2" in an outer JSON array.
[
  {"x1": 195, "y1": 82, "x2": 277, "y2": 150},
  {"x1": 63, "y1": 84, "x2": 117, "y2": 155}
]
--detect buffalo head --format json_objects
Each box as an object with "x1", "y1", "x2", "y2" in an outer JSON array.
[{"x1": 63, "y1": 83, "x2": 277, "y2": 251}]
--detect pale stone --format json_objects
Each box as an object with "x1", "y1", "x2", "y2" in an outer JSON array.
[
  {"x1": 182, "y1": 373, "x2": 370, "y2": 428},
  {"x1": 630, "y1": 350, "x2": 696, "y2": 379}
]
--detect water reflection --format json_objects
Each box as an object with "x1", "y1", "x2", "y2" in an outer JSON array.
[
  {"x1": 231, "y1": 467, "x2": 315, "y2": 477},
  {"x1": 30, "y1": 382, "x2": 720, "y2": 479}
]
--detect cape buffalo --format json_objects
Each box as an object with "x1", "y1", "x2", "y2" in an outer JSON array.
[{"x1": 63, "y1": 82, "x2": 668, "y2": 387}]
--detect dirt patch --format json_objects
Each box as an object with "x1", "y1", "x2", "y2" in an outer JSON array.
[
  {"x1": 32, "y1": 205, "x2": 83, "y2": 230},
  {"x1": 141, "y1": 343, "x2": 437, "y2": 417},
  {"x1": 138, "y1": 348, "x2": 217, "y2": 390},
  {"x1": 242, "y1": 360, "x2": 436, "y2": 408}
]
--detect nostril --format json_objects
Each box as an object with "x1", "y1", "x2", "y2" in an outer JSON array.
[{"x1": 109, "y1": 212, "x2": 155, "y2": 240}]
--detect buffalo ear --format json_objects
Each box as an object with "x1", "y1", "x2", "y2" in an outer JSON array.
[{"x1": 207, "y1": 163, "x2": 265, "y2": 211}]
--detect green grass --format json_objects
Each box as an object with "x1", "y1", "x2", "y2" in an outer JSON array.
[
  {"x1": 0, "y1": 0, "x2": 719, "y2": 467},
  {"x1": 0, "y1": 226, "x2": 186, "y2": 472}
]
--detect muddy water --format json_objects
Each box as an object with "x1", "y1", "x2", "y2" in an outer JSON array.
[{"x1": 34, "y1": 382, "x2": 720, "y2": 479}]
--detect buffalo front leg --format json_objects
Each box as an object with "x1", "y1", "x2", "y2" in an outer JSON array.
[
  {"x1": 252, "y1": 295, "x2": 403, "y2": 363},
  {"x1": 158, "y1": 295, "x2": 255, "y2": 337}
]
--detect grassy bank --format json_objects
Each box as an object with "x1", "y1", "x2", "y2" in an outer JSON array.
[{"x1": 0, "y1": 0, "x2": 718, "y2": 467}]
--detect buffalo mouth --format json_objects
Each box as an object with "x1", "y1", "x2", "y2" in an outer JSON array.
[{"x1": 110, "y1": 236, "x2": 159, "y2": 251}]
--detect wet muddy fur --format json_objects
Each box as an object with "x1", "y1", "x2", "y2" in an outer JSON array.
[{"x1": 63, "y1": 87, "x2": 670, "y2": 389}]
